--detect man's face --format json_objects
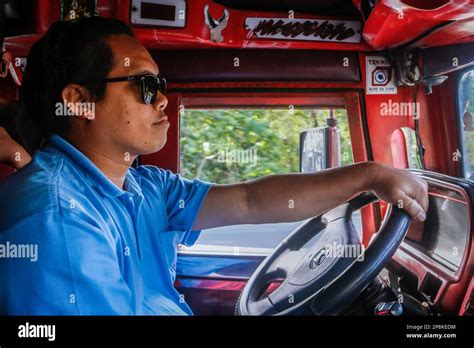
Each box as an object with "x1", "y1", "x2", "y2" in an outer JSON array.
[{"x1": 91, "y1": 34, "x2": 169, "y2": 156}]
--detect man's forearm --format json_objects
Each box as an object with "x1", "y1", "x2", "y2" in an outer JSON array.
[
  {"x1": 194, "y1": 160, "x2": 427, "y2": 230},
  {"x1": 243, "y1": 162, "x2": 375, "y2": 224}
]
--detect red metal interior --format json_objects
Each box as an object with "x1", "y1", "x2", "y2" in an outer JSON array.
[{"x1": 356, "y1": 0, "x2": 474, "y2": 49}]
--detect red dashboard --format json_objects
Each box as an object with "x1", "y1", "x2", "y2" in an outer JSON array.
[{"x1": 391, "y1": 172, "x2": 473, "y2": 314}]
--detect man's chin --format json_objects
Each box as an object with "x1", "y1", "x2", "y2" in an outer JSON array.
[{"x1": 138, "y1": 137, "x2": 167, "y2": 156}]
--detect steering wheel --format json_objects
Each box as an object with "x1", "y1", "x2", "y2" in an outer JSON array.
[{"x1": 236, "y1": 192, "x2": 411, "y2": 315}]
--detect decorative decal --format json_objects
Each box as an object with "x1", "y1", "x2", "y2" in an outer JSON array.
[
  {"x1": 245, "y1": 18, "x2": 361, "y2": 43},
  {"x1": 366, "y1": 56, "x2": 398, "y2": 95},
  {"x1": 204, "y1": 5, "x2": 229, "y2": 43}
]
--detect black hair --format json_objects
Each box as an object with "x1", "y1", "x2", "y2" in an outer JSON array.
[
  {"x1": 20, "y1": 16, "x2": 134, "y2": 139},
  {"x1": 0, "y1": 0, "x2": 7, "y2": 50}
]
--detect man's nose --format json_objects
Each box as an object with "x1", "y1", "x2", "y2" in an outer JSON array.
[{"x1": 153, "y1": 92, "x2": 168, "y2": 111}]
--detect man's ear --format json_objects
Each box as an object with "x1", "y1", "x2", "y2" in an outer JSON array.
[{"x1": 60, "y1": 84, "x2": 96, "y2": 120}]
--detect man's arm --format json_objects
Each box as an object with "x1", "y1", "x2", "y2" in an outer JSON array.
[{"x1": 192, "y1": 162, "x2": 429, "y2": 230}]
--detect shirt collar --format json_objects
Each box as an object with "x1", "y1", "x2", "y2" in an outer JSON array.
[{"x1": 47, "y1": 133, "x2": 142, "y2": 198}]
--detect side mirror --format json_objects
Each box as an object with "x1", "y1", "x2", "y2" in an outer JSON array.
[{"x1": 299, "y1": 121, "x2": 340, "y2": 173}]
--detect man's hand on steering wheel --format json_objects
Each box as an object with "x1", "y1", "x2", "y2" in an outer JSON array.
[
  {"x1": 236, "y1": 162, "x2": 430, "y2": 316},
  {"x1": 367, "y1": 162, "x2": 429, "y2": 222}
]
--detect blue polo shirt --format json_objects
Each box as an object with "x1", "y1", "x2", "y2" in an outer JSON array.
[{"x1": 0, "y1": 134, "x2": 214, "y2": 315}]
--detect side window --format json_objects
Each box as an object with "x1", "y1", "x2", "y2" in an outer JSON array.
[
  {"x1": 458, "y1": 69, "x2": 474, "y2": 180},
  {"x1": 180, "y1": 109, "x2": 354, "y2": 183},
  {"x1": 180, "y1": 107, "x2": 355, "y2": 249}
]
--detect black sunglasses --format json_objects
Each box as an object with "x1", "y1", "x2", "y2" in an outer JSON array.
[{"x1": 103, "y1": 74, "x2": 167, "y2": 104}]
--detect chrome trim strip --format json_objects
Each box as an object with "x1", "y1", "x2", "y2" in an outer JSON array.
[{"x1": 177, "y1": 243, "x2": 273, "y2": 257}]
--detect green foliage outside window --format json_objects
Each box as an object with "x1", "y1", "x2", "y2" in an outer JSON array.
[{"x1": 180, "y1": 108, "x2": 354, "y2": 184}]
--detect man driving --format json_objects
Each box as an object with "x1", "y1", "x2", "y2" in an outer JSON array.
[{"x1": 0, "y1": 17, "x2": 428, "y2": 315}]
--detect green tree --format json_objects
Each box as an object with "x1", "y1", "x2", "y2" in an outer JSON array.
[{"x1": 180, "y1": 108, "x2": 354, "y2": 184}]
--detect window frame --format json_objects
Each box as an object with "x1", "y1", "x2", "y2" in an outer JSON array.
[{"x1": 177, "y1": 90, "x2": 377, "y2": 250}]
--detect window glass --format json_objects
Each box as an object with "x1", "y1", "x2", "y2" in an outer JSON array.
[
  {"x1": 180, "y1": 107, "x2": 357, "y2": 249},
  {"x1": 458, "y1": 69, "x2": 474, "y2": 180}
]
